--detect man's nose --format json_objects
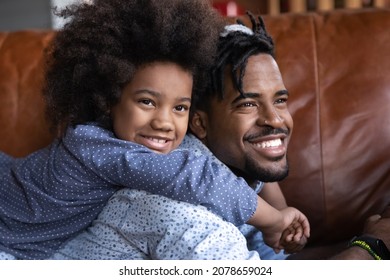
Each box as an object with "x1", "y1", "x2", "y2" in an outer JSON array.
[{"x1": 258, "y1": 106, "x2": 284, "y2": 127}]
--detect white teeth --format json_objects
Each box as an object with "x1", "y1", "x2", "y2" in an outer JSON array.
[
  {"x1": 255, "y1": 139, "x2": 282, "y2": 148},
  {"x1": 147, "y1": 137, "x2": 166, "y2": 144}
]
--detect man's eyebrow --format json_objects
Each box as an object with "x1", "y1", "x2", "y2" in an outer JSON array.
[
  {"x1": 231, "y1": 92, "x2": 260, "y2": 104},
  {"x1": 231, "y1": 89, "x2": 289, "y2": 104},
  {"x1": 276, "y1": 89, "x2": 289, "y2": 97}
]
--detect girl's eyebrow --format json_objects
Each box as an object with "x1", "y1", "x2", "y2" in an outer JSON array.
[
  {"x1": 133, "y1": 89, "x2": 159, "y2": 96},
  {"x1": 176, "y1": 96, "x2": 192, "y2": 104},
  {"x1": 134, "y1": 89, "x2": 191, "y2": 103}
]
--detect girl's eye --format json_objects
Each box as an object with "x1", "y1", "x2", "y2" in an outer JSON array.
[
  {"x1": 139, "y1": 99, "x2": 154, "y2": 106},
  {"x1": 174, "y1": 105, "x2": 189, "y2": 112}
]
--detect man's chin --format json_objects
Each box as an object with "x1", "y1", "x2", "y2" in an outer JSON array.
[
  {"x1": 258, "y1": 169, "x2": 289, "y2": 182},
  {"x1": 245, "y1": 160, "x2": 289, "y2": 182}
]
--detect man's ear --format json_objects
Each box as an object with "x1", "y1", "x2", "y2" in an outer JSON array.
[{"x1": 189, "y1": 111, "x2": 208, "y2": 140}]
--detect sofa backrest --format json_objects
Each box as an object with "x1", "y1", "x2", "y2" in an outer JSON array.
[
  {"x1": 0, "y1": 30, "x2": 55, "y2": 157},
  {"x1": 0, "y1": 8, "x2": 389, "y2": 247}
]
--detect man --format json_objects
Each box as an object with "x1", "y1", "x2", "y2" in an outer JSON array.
[
  {"x1": 51, "y1": 14, "x2": 389, "y2": 260},
  {"x1": 188, "y1": 15, "x2": 301, "y2": 259},
  {"x1": 187, "y1": 14, "x2": 390, "y2": 260}
]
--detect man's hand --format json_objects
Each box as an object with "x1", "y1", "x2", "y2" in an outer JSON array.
[
  {"x1": 332, "y1": 206, "x2": 390, "y2": 259},
  {"x1": 363, "y1": 206, "x2": 390, "y2": 247}
]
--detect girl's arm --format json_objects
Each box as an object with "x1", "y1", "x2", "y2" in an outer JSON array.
[
  {"x1": 65, "y1": 125, "x2": 258, "y2": 226},
  {"x1": 259, "y1": 182, "x2": 287, "y2": 210}
]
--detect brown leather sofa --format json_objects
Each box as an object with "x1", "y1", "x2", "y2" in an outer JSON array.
[{"x1": 1, "y1": 8, "x2": 389, "y2": 258}]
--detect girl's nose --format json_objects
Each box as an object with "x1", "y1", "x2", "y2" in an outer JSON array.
[{"x1": 150, "y1": 110, "x2": 174, "y2": 131}]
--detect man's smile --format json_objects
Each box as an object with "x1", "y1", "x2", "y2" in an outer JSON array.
[
  {"x1": 247, "y1": 135, "x2": 287, "y2": 159},
  {"x1": 253, "y1": 138, "x2": 282, "y2": 149}
]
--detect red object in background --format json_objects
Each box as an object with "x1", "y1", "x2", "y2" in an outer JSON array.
[{"x1": 213, "y1": 1, "x2": 245, "y2": 16}]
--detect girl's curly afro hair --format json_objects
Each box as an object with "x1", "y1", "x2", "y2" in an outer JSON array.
[{"x1": 43, "y1": 0, "x2": 225, "y2": 135}]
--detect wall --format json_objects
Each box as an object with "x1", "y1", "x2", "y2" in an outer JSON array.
[{"x1": 0, "y1": 0, "x2": 52, "y2": 31}]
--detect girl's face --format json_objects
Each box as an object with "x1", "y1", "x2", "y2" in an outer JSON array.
[{"x1": 111, "y1": 62, "x2": 193, "y2": 154}]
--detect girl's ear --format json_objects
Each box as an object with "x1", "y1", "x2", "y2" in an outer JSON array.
[{"x1": 189, "y1": 111, "x2": 208, "y2": 140}]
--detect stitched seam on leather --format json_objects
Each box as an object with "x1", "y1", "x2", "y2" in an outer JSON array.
[
  {"x1": 0, "y1": 32, "x2": 8, "y2": 52},
  {"x1": 311, "y1": 13, "x2": 327, "y2": 226}
]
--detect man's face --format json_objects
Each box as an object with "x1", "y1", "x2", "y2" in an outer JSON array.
[{"x1": 192, "y1": 54, "x2": 293, "y2": 182}]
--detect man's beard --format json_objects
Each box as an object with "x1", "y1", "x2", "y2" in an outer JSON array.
[{"x1": 244, "y1": 155, "x2": 289, "y2": 182}]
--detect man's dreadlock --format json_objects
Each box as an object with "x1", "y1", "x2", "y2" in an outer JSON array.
[{"x1": 194, "y1": 12, "x2": 275, "y2": 113}]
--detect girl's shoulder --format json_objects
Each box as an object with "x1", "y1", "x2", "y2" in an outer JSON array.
[{"x1": 64, "y1": 123, "x2": 115, "y2": 142}]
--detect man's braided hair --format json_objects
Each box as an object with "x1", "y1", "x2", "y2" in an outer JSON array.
[
  {"x1": 43, "y1": 0, "x2": 225, "y2": 135},
  {"x1": 193, "y1": 12, "x2": 275, "y2": 113}
]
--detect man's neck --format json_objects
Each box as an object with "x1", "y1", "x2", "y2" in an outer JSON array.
[{"x1": 226, "y1": 165, "x2": 258, "y2": 188}]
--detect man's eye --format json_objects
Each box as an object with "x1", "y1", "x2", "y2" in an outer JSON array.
[
  {"x1": 239, "y1": 102, "x2": 256, "y2": 107},
  {"x1": 275, "y1": 98, "x2": 288, "y2": 104}
]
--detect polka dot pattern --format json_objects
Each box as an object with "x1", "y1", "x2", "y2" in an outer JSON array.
[
  {"x1": 0, "y1": 124, "x2": 257, "y2": 259},
  {"x1": 51, "y1": 189, "x2": 260, "y2": 260},
  {"x1": 51, "y1": 134, "x2": 275, "y2": 260}
]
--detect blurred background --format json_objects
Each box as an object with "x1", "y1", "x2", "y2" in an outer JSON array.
[
  {"x1": 212, "y1": 0, "x2": 390, "y2": 16},
  {"x1": 0, "y1": 0, "x2": 89, "y2": 31},
  {"x1": 1, "y1": 0, "x2": 390, "y2": 31}
]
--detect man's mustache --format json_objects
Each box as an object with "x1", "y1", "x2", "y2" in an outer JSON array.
[{"x1": 244, "y1": 127, "x2": 290, "y2": 141}]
